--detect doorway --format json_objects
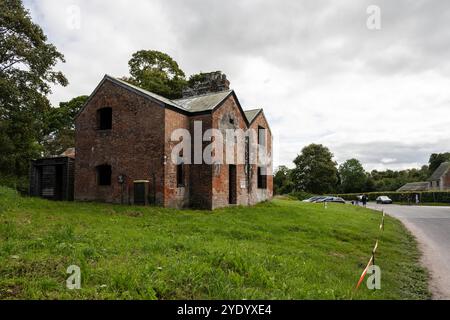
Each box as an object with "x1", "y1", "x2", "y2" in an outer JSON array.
[
  {"x1": 229, "y1": 165, "x2": 237, "y2": 204},
  {"x1": 134, "y1": 181, "x2": 148, "y2": 205}
]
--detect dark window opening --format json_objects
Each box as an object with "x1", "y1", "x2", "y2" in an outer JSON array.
[
  {"x1": 258, "y1": 126, "x2": 266, "y2": 146},
  {"x1": 97, "y1": 107, "x2": 112, "y2": 130},
  {"x1": 229, "y1": 118, "x2": 235, "y2": 125},
  {"x1": 245, "y1": 136, "x2": 250, "y2": 181},
  {"x1": 229, "y1": 165, "x2": 237, "y2": 204},
  {"x1": 177, "y1": 164, "x2": 184, "y2": 187},
  {"x1": 97, "y1": 164, "x2": 111, "y2": 186},
  {"x1": 257, "y1": 167, "x2": 267, "y2": 189}
]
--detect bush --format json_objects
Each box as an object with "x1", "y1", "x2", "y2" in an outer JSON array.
[
  {"x1": 336, "y1": 191, "x2": 450, "y2": 203},
  {"x1": 0, "y1": 175, "x2": 29, "y2": 195}
]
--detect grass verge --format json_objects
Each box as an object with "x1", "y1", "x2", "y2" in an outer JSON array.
[{"x1": 0, "y1": 186, "x2": 429, "y2": 299}]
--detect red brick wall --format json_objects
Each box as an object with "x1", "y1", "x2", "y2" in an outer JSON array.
[
  {"x1": 75, "y1": 79, "x2": 273, "y2": 209},
  {"x1": 211, "y1": 95, "x2": 249, "y2": 209},
  {"x1": 248, "y1": 112, "x2": 273, "y2": 204},
  {"x1": 74, "y1": 80, "x2": 165, "y2": 205},
  {"x1": 164, "y1": 108, "x2": 190, "y2": 208},
  {"x1": 188, "y1": 113, "x2": 213, "y2": 209},
  {"x1": 443, "y1": 170, "x2": 450, "y2": 190}
]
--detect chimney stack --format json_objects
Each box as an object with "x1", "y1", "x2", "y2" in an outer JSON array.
[{"x1": 182, "y1": 71, "x2": 230, "y2": 97}]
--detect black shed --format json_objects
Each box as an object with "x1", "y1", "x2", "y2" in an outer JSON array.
[{"x1": 29, "y1": 156, "x2": 75, "y2": 201}]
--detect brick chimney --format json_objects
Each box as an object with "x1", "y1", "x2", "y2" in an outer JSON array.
[{"x1": 182, "y1": 71, "x2": 230, "y2": 97}]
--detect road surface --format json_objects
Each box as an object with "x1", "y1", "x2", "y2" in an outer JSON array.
[{"x1": 367, "y1": 203, "x2": 450, "y2": 299}]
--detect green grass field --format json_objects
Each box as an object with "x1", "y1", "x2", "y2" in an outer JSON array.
[{"x1": 0, "y1": 187, "x2": 429, "y2": 300}]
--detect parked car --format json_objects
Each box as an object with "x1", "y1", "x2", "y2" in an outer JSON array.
[
  {"x1": 376, "y1": 196, "x2": 393, "y2": 204},
  {"x1": 302, "y1": 196, "x2": 326, "y2": 203},
  {"x1": 314, "y1": 196, "x2": 346, "y2": 204}
]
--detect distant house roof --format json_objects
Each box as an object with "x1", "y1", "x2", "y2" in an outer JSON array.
[
  {"x1": 428, "y1": 162, "x2": 450, "y2": 181},
  {"x1": 60, "y1": 148, "x2": 75, "y2": 159},
  {"x1": 397, "y1": 182, "x2": 429, "y2": 192},
  {"x1": 173, "y1": 90, "x2": 233, "y2": 112},
  {"x1": 244, "y1": 108, "x2": 262, "y2": 124}
]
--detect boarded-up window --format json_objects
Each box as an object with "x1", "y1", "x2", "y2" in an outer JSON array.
[
  {"x1": 97, "y1": 164, "x2": 111, "y2": 186},
  {"x1": 177, "y1": 164, "x2": 184, "y2": 187},
  {"x1": 257, "y1": 167, "x2": 267, "y2": 189},
  {"x1": 97, "y1": 107, "x2": 112, "y2": 130}
]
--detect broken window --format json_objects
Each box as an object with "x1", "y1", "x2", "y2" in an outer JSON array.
[
  {"x1": 177, "y1": 163, "x2": 184, "y2": 187},
  {"x1": 257, "y1": 166, "x2": 267, "y2": 189},
  {"x1": 97, "y1": 107, "x2": 112, "y2": 130},
  {"x1": 97, "y1": 164, "x2": 111, "y2": 186}
]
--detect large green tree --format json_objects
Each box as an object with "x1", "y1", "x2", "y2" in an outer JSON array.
[
  {"x1": 42, "y1": 95, "x2": 88, "y2": 156},
  {"x1": 123, "y1": 50, "x2": 187, "y2": 99},
  {"x1": 428, "y1": 153, "x2": 450, "y2": 174},
  {"x1": 0, "y1": 0, "x2": 67, "y2": 186},
  {"x1": 338, "y1": 158, "x2": 367, "y2": 193},
  {"x1": 291, "y1": 144, "x2": 338, "y2": 194}
]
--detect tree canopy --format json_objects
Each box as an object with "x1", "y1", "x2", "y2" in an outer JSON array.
[
  {"x1": 338, "y1": 159, "x2": 367, "y2": 193},
  {"x1": 123, "y1": 50, "x2": 187, "y2": 99},
  {"x1": 42, "y1": 95, "x2": 88, "y2": 157},
  {"x1": 274, "y1": 146, "x2": 434, "y2": 196},
  {"x1": 291, "y1": 144, "x2": 338, "y2": 194},
  {"x1": 0, "y1": 0, "x2": 67, "y2": 188}
]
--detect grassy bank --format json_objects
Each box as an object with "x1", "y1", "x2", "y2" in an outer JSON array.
[{"x1": 0, "y1": 187, "x2": 429, "y2": 300}]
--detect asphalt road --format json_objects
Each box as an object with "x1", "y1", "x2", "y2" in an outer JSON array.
[{"x1": 367, "y1": 203, "x2": 450, "y2": 299}]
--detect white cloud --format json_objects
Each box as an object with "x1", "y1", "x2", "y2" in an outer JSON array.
[{"x1": 24, "y1": 0, "x2": 450, "y2": 171}]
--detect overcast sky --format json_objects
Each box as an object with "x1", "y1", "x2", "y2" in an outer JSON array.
[{"x1": 24, "y1": 0, "x2": 450, "y2": 171}]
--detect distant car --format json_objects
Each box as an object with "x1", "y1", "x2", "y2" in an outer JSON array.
[
  {"x1": 314, "y1": 196, "x2": 346, "y2": 204},
  {"x1": 302, "y1": 196, "x2": 325, "y2": 203},
  {"x1": 376, "y1": 196, "x2": 392, "y2": 204}
]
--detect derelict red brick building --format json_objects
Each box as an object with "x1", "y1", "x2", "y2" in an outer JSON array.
[{"x1": 74, "y1": 72, "x2": 273, "y2": 209}]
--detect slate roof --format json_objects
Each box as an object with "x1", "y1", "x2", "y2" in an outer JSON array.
[
  {"x1": 396, "y1": 182, "x2": 430, "y2": 192},
  {"x1": 172, "y1": 90, "x2": 233, "y2": 112},
  {"x1": 428, "y1": 162, "x2": 450, "y2": 181},
  {"x1": 106, "y1": 75, "x2": 185, "y2": 111},
  {"x1": 244, "y1": 108, "x2": 262, "y2": 124}
]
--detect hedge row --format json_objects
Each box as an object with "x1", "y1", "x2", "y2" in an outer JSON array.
[{"x1": 336, "y1": 191, "x2": 450, "y2": 203}]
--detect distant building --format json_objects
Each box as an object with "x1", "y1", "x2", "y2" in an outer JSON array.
[
  {"x1": 396, "y1": 181, "x2": 430, "y2": 192},
  {"x1": 428, "y1": 162, "x2": 450, "y2": 190},
  {"x1": 397, "y1": 162, "x2": 450, "y2": 192}
]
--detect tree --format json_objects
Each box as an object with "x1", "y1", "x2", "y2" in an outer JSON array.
[
  {"x1": 338, "y1": 159, "x2": 367, "y2": 193},
  {"x1": 0, "y1": 0, "x2": 67, "y2": 187},
  {"x1": 42, "y1": 95, "x2": 88, "y2": 156},
  {"x1": 429, "y1": 153, "x2": 450, "y2": 174},
  {"x1": 274, "y1": 165, "x2": 294, "y2": 195},
  {"x1": 123, "y1": 50, "x2": 187, "y2": 99},
  {"x1": 291, "y1": 144, "x2": 338, "y2": 194}
]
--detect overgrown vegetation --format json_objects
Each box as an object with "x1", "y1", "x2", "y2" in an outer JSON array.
[
  {"x1": 274, "y1": 148, "x2": 448, "y2": 196},
  {"x1": 0, "y1": 187, "x2": 429, "y2": 300},
  {"x1": 0, "y1": 0, "x2": 67, "y2": 190}
]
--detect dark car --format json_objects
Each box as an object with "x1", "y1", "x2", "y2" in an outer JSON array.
[
  {"x1": 376, "y1": 196, "x2": 393, "y2": 204},
  {"x1": 314, "y1": 196, "x2": 346, "y2": 204},
  {"x1": 302, "y1": 196, "x2": 326, "y2": 203}
]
